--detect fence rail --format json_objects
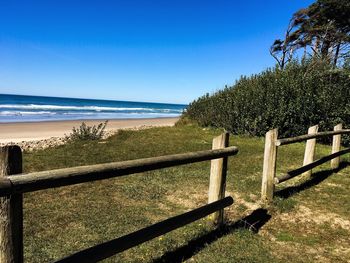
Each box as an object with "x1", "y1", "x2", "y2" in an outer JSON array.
[
  {"x1": 275, "y1": 147, "x2": 350, "y2": 184},
  {"x1": 55, "y1": 197, "x2": 234, "y2": 263},
  {"x1": 0, "y1": 145, "x2": 238, "y2": 197},
  {"x1": 0, "y1": 132, "x2": 237, "y2": 263},
  {"x1": 261, "y1": 123, "x2": 350, "y2": 202},
  {"x1": 276, "y1": 129, "x2": 350, "y2": 146}
]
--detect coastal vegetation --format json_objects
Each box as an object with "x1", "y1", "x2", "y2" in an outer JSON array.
[
  {"x1": 22, "y1": 125, "x2": 350, "y2": 262},
  {"x1": 184, "y1": 60, "x2": 350, "y2": 144},
  {"x1": 183, "y1": 0, "x2": 350, "y2": 143},
  {"x1": 65, "y1": 121, "x2": 108, "y2": 141}
]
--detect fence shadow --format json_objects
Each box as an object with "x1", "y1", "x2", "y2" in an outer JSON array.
[
  {"x1": 275, "y1": 161, "x2": 350, "y2": 199},
  {"x1": 152, "y1": 208, "x2": 271, "y2": 263}
]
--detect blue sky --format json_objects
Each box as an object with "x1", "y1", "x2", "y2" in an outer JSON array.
[{"x1": 0, "y1": 0, "x2": 314, "y2": 104}]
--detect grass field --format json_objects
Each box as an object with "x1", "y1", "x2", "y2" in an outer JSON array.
[{"x1": 21, "y1": 123, "x2": 350, "y2": 262}]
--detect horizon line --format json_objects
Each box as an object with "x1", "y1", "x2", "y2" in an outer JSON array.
[{"x1": 0, "y1": 93, "x2": 189, "y2": 106}]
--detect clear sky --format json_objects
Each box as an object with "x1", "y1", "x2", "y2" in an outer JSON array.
[{"x1": 0, "y1": 0, "x2": 314, "y2": 104}]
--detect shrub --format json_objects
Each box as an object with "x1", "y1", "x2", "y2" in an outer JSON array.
[
  {"x1": 65, "y1": 120, "x2": 108, "y2": 141},
  {"x1": 183, "y1": 60, "x2": 350, "y2": 145},
  {"x1": 175, "y1": 115, "x2": 198, "y2": 127}
]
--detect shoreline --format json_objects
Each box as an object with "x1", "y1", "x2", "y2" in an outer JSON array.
[
  {"x1": 0, "y1": 117, "x2": 179, "y2": 145},
  {"x1": 0, "y1": 116, "x2": 179, "y2": 125}
]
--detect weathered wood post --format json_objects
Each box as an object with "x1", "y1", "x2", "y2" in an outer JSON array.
[
  {"x1": 302, "y1": 125, "x2": 319, "y2": 177},
  {"x1": 0, "y1": 146, "x2": 23, "y2": 263},
  {"x1": 331, "y1": 123, "x2": 342, "y2": 169},
  {"x1": 208, "y1": 132, "x2": 229, "y2": 225},
  {"x1": 261, "y1": 129, "x2": 278, "y2": 203}
]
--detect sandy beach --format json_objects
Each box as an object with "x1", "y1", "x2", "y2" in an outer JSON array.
[{"x1": 0, "y1": 117, "x2": 179, "y2": 143}]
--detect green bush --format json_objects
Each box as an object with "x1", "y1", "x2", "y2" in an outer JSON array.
[
  {"x1": 65, "y1": 120, "x2": 108, "y2": 141},
  {"x1": 184, "y1": 60, "x2": 350, "y2": 145}
]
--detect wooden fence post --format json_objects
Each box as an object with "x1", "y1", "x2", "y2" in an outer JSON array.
[
  {"x1": 302, "y1": 125, "x2": 319, "y2": 177},
  {"x1": 208, "y1": 132, "x2": 229, "y2": 225},
  {"x1": 261, "y1": 129, "x2": 278, "y2": 203},
  {"x1": 331, "y1": 123, "x2": 342, "y2": 169},
  {"x1": 0, "y1": 146, "x2": 23, "y2": 263}
]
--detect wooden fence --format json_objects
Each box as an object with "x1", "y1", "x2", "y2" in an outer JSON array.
[
  {"x1": 261, "y1": 123, "x2": 350, "y2": 203},
  {"x1": 0, "y1": 132, "x2": 238, "y2": 263}
]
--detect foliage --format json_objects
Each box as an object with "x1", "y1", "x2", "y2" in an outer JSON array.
[
  {"x1": 183, "y1": 60, "x2": 350, "y2": 144},
  {"x1": 65, "y1": 120, "x2": 108, "y2": 141},
  {"x1": 271, "y1": 0, "x2": 350, "y2": 68},
  {"x1": 174, "y1": 115, "x2": 198, "y2": 127}
]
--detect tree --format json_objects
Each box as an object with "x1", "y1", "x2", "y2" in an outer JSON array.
[
  {"x1": 271, "y1": 0, "x2": 350, "y2": 68},
  {"x1": 270, "y1": 11, "x2": 308, "y2": 69},
  {"x1": 269, "y1": 19, "x2": 295, "y2": 70}
]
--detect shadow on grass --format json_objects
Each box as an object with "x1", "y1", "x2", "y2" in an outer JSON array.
[
  {"x1": 275, "y1": 161, "x2": 350, "y2": 199},
  {"x1": 152, "y1": 208, "x2": 271, "y2": 263}
]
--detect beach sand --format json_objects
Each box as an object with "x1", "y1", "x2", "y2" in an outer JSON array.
[{"x1": 0, "y1": 117, "x2": 179, "y2": 143}]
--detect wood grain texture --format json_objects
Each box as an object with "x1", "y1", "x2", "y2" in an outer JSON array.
[
  {"x1": 331, "y1": 124, "x2": 342, "y2": 169},
  {"x1": 275, "y1": 147, "x2": 350, "y2": 184},
  {"x1": 0, "y1": 146, "x2": 238, "y2": 197},
  {"x1": 302, "y1": 125, "x2": 319, "y2": 177},
  {"x1": 261, "y1": 129, "x2": 278, "y2": 203},
  {"x1": 208, "y1": 132, "x2": 229, "y2": 225},
  {"x1": 276, "y1": 129, "x2": 350, "y2": 146},
  {"x1": 0, "y1": 146, "x2": 23, "y2": 263}
]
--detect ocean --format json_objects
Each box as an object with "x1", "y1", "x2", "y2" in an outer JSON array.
[{"x1": 0, "y1": 94, "x2": 187, "y2": 123}]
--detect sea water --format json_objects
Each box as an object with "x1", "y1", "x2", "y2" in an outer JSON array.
[{"x1": 0, "y1": 94, "x2": 186, "y2": 123}]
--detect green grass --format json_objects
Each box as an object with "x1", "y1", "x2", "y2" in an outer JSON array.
[{"x1": 21, "y1": 124, "x2": 350, "y2": 262}]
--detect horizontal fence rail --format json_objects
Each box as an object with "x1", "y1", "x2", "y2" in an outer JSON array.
[
  {"x1": 0, "y1": 146, "x2": 238, "y2": 197},
  {"x1": 55, "y1": 197, "x2": 234, "y2": 263},
  {"x1": 276, "y1": 129, "x2": 350, "y2": 146},
  {"x1": 275, "y1": 147, "x2": 350, "y2": 184}
]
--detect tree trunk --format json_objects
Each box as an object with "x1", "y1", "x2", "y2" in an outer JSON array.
[
  {"x1": 321, "y1": 40, "x2": 331, "y2": 61},
  {"x1": 333, "y1": 43, "x2": 341, "y2": 66}
]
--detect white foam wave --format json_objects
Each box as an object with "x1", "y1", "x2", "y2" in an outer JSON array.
[
  {"x1": 0, "y1": 104, "x2": 183, "y2": 113},
  {"x1": 0, "y1": 111, "x2": 55, "y2": 116}
]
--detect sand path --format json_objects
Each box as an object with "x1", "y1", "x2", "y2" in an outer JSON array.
[{"x1": 0, "y1": 118, "x2": 179, "y2": 143}]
